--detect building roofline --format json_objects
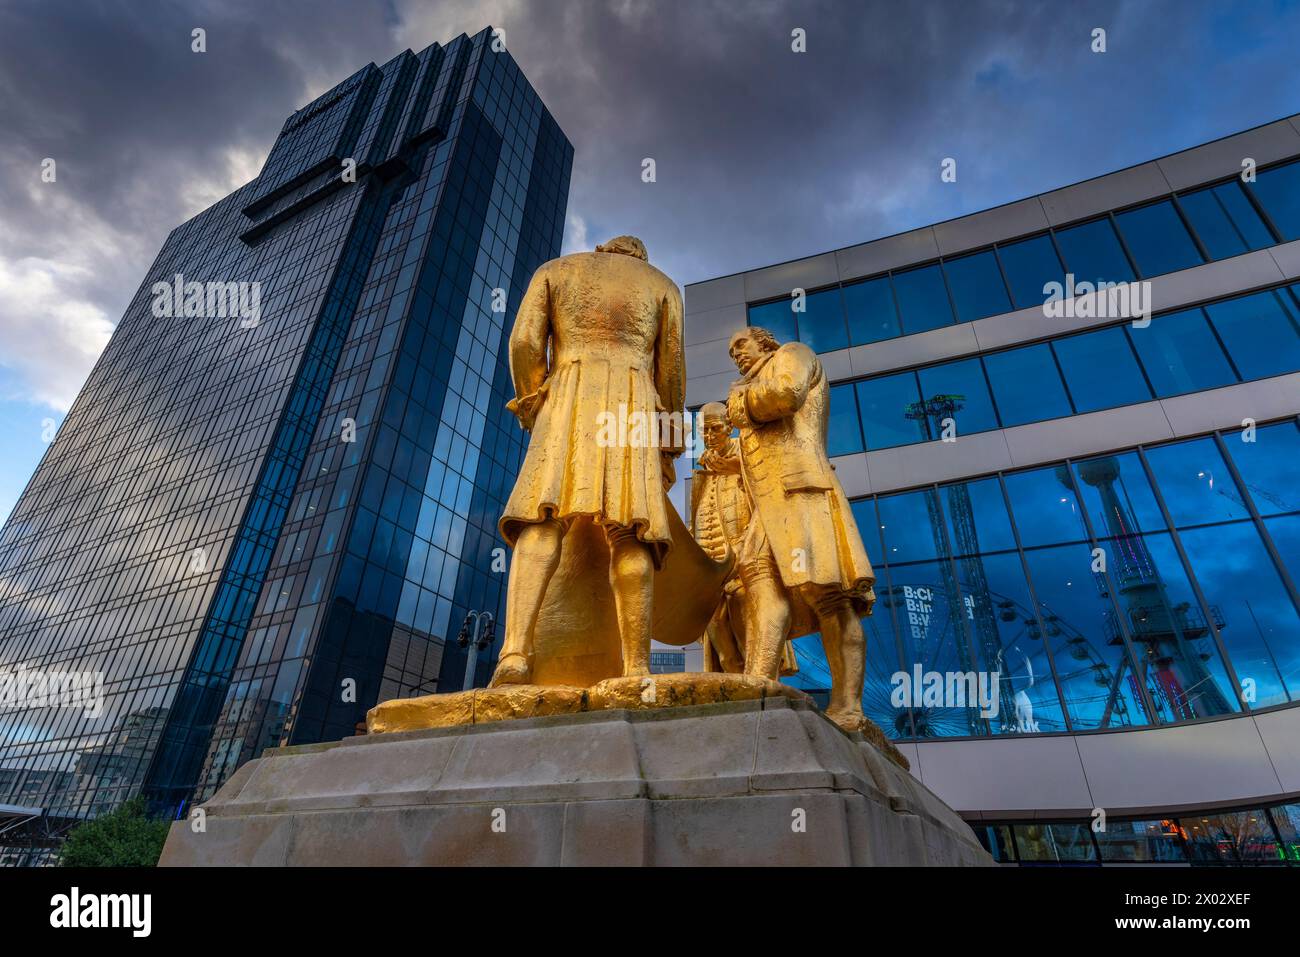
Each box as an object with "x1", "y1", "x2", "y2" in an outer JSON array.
[{"x1": 686, "y1": 109, "x2": 1300, "y2": 289}]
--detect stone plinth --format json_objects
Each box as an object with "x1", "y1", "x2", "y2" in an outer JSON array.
[{"x1": 160, "y1": 697, "x2": 992, "y2": 867}]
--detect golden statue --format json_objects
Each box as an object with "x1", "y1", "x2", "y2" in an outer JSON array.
[
  {"x1": 722, "y1": 326, "x2": 877, "y2": 732},
  {"x1": 366, "y1": 242, "x2": 890, "y2": 750},
  {"x1": 489, "y1": 235, "x2": 728, "y2": 688},
  {"x1": 690, "y1": 402, "x2": 804, "y2": 677}
]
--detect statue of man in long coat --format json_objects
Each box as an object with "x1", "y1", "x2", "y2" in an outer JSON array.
[
  {"x1": 725, "y1": 326, "x2": 877, "y2": 731},
  {"x1": 491, "y1": 235, "x2": 685, "y2": 686}
]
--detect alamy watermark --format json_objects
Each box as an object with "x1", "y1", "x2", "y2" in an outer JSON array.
[
  {"x1": 0, "y1": 664, "x2": 104, "y2": 719},
  {"x1": 1042, "y1": 273, "x2": 1151, "y2": 327},
  {"x1": 151, "y1": 273, "x2": 262, "y2": 327},
  {"x1": 891, "y1": 664, "x2": 1001, "y2": 719}
]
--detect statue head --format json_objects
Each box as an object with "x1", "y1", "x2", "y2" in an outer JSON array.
[
  {"x1": 728, "y1": 326, "x2": 779, "y2": 375},
  {"x1": 595, "y1": 235, "x2": 649, "y2": 261},
  {"x1": 699, "y1": 402, "x2": 730, "y2": 451}
]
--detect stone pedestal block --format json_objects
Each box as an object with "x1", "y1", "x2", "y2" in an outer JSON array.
[{"x1": 160, "y1": 697, "x2": 992, "y2": 866}]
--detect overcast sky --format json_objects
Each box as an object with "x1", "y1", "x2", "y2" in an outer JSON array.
[{"x1": 1, "y1": 0, "x2": 1298, "y2": 520}]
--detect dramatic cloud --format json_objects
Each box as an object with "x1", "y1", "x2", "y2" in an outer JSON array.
[{"x1": 1, "y1": 0, "x2": 1298, "y2": 421}]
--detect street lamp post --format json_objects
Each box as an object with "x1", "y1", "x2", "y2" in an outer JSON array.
[{"x1": 457, "y1": 610, "x2": 496, "y2": 691}]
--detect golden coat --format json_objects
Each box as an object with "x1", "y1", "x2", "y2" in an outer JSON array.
[
  {"x1": 726, "y1": 342, "x2": 875, "y2": 612},
  {"x1": 499, "y1": 250, "x2": 684, "y2": 566}
]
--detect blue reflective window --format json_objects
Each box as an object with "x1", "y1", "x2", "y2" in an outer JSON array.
[
  {"x1": 1114, "y1": 200, "x2": 1203, "y2": 277},
  {"x1": 983, "y1": 343, "x2": 1072, "y2": 427},
  {"x1": 1265, "y1": 514, "x2": 1300, "y2": 603},
  {"x1": 876, "y1": 489, "x2": 947, "y2": 564},
  {"x1": 997, "y1": 233, "x2": 1066, "y2": 310},
  {"x1": 1224, "y1": 421, "x2": 1300, "y2": 517},
  {"x1": 1129, "y1": 307, "x2": 1238, "y2": 397},
  {"x1": 1143, "y1": 437, "x2": 1249, "y2": 526},
  {"x1": 747, "y1": 297, "x2": 798, "y2": 344},
  {"x1": 1250, "y1": 159, "x2": 1300, "y2": 241},
  {"x1": 958, "y1": 550, "x2": 1066, "y2": 735},
  {"x1": 940, "y1": 477, "x2": 1017, "y2": 555},
  {"x1": 1120, "y1": 532, "x2": 1239, "y2": 721},
  {"x1": 1021, "y1": 543, "x2": 1152, "y2": 731},
  {"x1": 855, "y1": 372, "x2": 927, "y2": 449},
  {"x1": 888, "y1": 559, "x2": 988, "y2": 737},
  {"x1": 1071, "y1": 451, "x2": 1166, "y2": 536},
  {"x1": 942, "y1": 250, "x2": 1011, "y2": 322},
  {"x1": 1203, "y1": 288, "x2": 1300, "y2": 380},
  {"x1": 796, "y1": 287, "x2": 849, "y2": 352},
  {"x1": 1002, "y1": 466, "x2": 1089, "y2": 547},
  {"x1": 850, "y1": 497, "x2": 885, "y2": 567},
  {"x1": 1053, "y1": 217, "x2": 1136, "y2": 286},
  {"x1": 1177, "y1": 522, "x2": 1298, "y2": 709},
  {"x1": 1094, "y1": 820, "x2": 1188, "y2": 863},
  {"x1": 915, "y1": 357, "x2": 998, "y2": 436},
  {"x1": 1179, "y1": 182, "x2": 1274, "y2": 259},
  {"x1": 843, "y1": 276, "x2": 901, "y2": 345},
  {"x1": 827, "y1": 382, "x2": 865, "y2": 457},
  {"x1": 891, "y1": 263, "x2": 954, "y2": 334},
  {"x1": 1051, "y1": 327, "x2": 1151, "y2": 413}
]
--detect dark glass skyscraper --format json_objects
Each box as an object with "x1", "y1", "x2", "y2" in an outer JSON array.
[{"x1": 0, "y1": 27, "x2": 571, "y2": 861}]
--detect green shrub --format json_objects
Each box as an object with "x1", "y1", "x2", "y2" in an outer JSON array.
[{"x1": 59, "y1": 797, "x2": 170, "y2": 867}]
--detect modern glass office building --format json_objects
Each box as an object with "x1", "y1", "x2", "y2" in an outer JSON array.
[
  {"x1": 684, "y1": 117, "x2": 1300, "y2": 865},
  {"x1": 0, "y1": 27, "x2": 571, "y2": 863}
]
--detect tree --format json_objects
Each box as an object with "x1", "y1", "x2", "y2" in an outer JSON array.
[{"x1": 59, "y1": 798, "x2": 170, "y2": 867}]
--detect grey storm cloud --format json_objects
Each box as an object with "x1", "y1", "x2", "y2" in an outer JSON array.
[{"x1": 1, "y1": 0, "x2": 1298, "y2": 412}]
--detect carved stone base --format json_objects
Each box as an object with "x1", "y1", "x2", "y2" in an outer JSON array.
[{"x1": 160, "y1": 697, "x2": 991, "y2": 867}]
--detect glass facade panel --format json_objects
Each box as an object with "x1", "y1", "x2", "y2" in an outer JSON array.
[
  {"x1": 915, "y1": 357, "x2": 998, "y2": 436},
  {"x1": 1203, "y1": 287, "x2": 1300, "y2": 380},
  {"x1": 1129, "y1": 307, "x2": 1238, "y2": 397},
  {"x1": 1224, "y1": 420, "x2": 1300, "y2": 517},
  {"x1": 891, "y1": 263, "x2": 954, "y2": 334},
  {"x1": 996, "y1": 233, "x2": 1065, "y2": 310},
  {"x1": 1021, "y1": 543, "x2": 1151, "y2": 730},
  {"x1": 747, "y1": 297, "x2": 799, "y2": 344},
  {"x1": 1179, "y1": 182, "x2": 1274, "y2": 259},
  {"x1": 1250, "y1": 159, "x2": 1300, "y2": 240},
  {"x1": 983, "y1": 343, "x2": 1072, "y2": 427},
  {"x1": 826, "y1": 382, "x2": 864, "y2": 457},
  {"x1": 1181, "y1": 811, "x2": 1280, "y2": 863},
  {"x1": 1072, "y1": 452, "x2": 1167, "y2": 536},
  {"x1": 1114, "y1": 199, "x2": 1203, "y2": 277},
  {"x1": 876, "y1": 489, "x2": 947, "y2": 564},
  {"x1": 1012, "y1": 823, "x2": 1098, "y2": 863},
  {"x1": 953, "y1": 549, "x2": 1066, "y2": 735},
  {"x1": 1143, "y1": 437, "x2": 1250, "y2": 526},
  {"x1": 1177, "y1": 522, "x2": 1298, "y2": 709},
  {"x1": 1002, "y1": 466, "x2": 1088, "y2": 547},
  {"x1": 796, "y1": 287, "x2": 849, "y2": 353},
  {"x1": 974, "y1": 823, "x2": 1015, "y2": 862},
  {"x1": 886, "y1": 559, "x2": 986, "y2": 737},
  {"x1": 942, "y1": 249, "x2": 1011, "y2": 322},
  {"x1": 1053, "y1": 217, "x2": 1135, "y2": 286},
  {"x1": 1052, "y1": 327, "x2": 1152, "y2": 413},
  {"x1": 854, "y1": 372, "x2": 926, "y2": 450},
  {"x1": 940, "y1": 478, "x2": 1017, "y2": 556},
  {"x1": 1115, "y1": 533, "x2": 1239, "y2": 721},
  {"x1": 843, "y1": 276, "x2": 901, "y2": 345},
  {"x1": 1094, "y1": 819, "x2": 1188, "y2": 862},
  {"x1": 1270, "y1": 803, "x2": 1300, "y2": 863}
]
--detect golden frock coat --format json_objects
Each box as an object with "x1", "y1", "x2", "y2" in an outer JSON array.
[
  {"x1": 499, "y1": 250, "x2": 684, "y2": 567},
  {"x1": 728, "y1": 342, "x2": 876, "y2": 613}
]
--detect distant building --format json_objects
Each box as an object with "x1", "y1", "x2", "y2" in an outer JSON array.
[{"x1": 0, "y1": 26, "x2": 572, "y2": 862}]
